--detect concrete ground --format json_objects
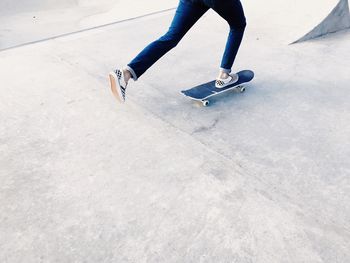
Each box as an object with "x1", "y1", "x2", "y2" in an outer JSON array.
[
  {"x1": 1, "y1": 3, "x2": 350, "y2": 263},
  {"x1": 0, "y1": 0, "x2": 177, "y2": 51}
]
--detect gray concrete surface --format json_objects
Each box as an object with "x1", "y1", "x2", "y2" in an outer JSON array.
[
  {"x1": 243, "y1": 0, "x2": 347, "y2": 43},
  {"x1": 294, "y1": 0, "x2": 350, "y2": 43},
  {"x1": 2, "y1": 0, "x2": 349, "y2": 51},
  {"x1": 0, "y1": 0, "x2": 177, "y2": 51},
  {"x1": 1, "y1": 3, "x2": 350, "y2": 263}
]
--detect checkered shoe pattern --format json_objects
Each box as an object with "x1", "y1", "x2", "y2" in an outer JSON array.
[
  {"x1": 116, "y1": 70, "x2": 126, "y2": 101},
  {"x1": 109, "y1": 69, "x2": 128, "y2": 103},
  {"x1": 215, "y1": 74, "x2": 238, "y2": 88},
  {"x1": 215, "y1": 80, "x2": 225, "y2": 87}
]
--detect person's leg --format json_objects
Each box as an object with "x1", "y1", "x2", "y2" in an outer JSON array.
[
  {"x1": 126, "y1": 0, "x2": 209, "y2": 81},
  {"x1": 211, "y1": 0, "x2": 246, "y2": 80}
]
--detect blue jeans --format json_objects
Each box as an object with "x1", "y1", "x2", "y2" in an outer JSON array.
[{"x1": 127, "y1": 0, "x2": 246, "y2": 80}]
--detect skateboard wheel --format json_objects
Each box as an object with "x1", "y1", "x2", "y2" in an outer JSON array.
[
  {"x1": 202, "y1": 100, "x2": 209, "y2": 107},
  {"x1": 239, "y1": 86, "x2": 246, "y2": 93}
]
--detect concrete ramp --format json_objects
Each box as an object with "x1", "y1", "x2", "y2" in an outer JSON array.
[
  {"x1": 1, "y1": 0, "x2": 350, "y2": 262},
  {"x1": 294, "y1": 0, "x2": 350, "y2": 43},
  {"x1": 243, "y1": 0, "x2": 350, "y2": 43}
]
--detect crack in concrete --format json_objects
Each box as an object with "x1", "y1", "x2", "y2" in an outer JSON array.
[{"x1": 192, "y1": 118, "x2": 220, "y2": 134}]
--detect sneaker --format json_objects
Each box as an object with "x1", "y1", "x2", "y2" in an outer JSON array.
[
  {"x1": 109, "y1": 69, "x2": 128, "y2": 103},
  {"x1": 215, "y1": 73, "x2": 239, "y2": 88}
]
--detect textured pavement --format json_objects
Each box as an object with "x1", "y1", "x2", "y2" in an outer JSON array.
[{"x1": 1, "y1": 3, "x2": 350, "y2": 263}]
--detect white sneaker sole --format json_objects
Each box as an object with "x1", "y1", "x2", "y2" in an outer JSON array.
[{"x1": 109, "y1": 71, "x2": 125, "y2": 103}]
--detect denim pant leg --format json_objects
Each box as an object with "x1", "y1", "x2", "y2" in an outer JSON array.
[
  {"x1": 127, "y1": 0, "x2": 209, "y2": 80},
  {"x1": 211, "y1": 0, "x2": 246, "y2": 73}
]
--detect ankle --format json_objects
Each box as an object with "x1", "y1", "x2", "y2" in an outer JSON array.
[
  {"x1": 123, "y1": 69, "x2": 132, "y2": 83},
  {"x1": 218, "y1": 72, "x2": 229, "y2": 79}
]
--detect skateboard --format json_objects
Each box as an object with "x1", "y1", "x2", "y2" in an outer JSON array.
[{"x1": 181, "y1": 70, "x2": 254, "y2": 106}]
